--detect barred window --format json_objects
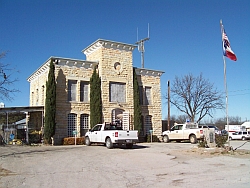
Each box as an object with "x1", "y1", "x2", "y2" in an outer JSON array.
[
  {"x1": 80, "y1": 114, "x2": 89, "y2": 136},
  {"x1": 109, "y1": 82, "x2": 126, "y2": 103},
  {"x1": 145, "y1": 115, "x2": 152, "y2": 135},
  {"x1": 68, "y1": 113, "x2": 77, "y2": 137},
  {"x1": 80, "y1": 81, "x2": 89, "y2": 102},
  {"x1": 68, "y1": 80, "x2": 77, "y2": 101}
]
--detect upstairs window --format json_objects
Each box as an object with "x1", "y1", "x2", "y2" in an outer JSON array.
[
  {"x1": 109, "y1": 82, "x2": 126, "y2": 103},
  {"x1": 139, "y1": 86, "x2": 152, "y2": 105},
  {"x1": 80, "y1": 81, "x2": 89, "y2": 102},
  {"x1": 145, "y1": 87, "x2": 151, "y2": 105},
  {"x1": 68, "y1": 80, "x2": 77, "y2": 101}
]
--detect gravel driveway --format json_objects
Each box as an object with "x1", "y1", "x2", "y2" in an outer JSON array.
[{"x1": 1, "y1": 141, "x2": 250, "y2": 188}]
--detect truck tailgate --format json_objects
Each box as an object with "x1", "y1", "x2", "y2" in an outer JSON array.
[{"x1": 117, "y1": 130, "x2": 138, "y2": 140}]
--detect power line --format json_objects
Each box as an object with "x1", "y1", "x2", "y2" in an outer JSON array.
[
  {"x1": 227, "y1": 89, "x2": 250, "y2": 93},
  {"x1": 228, "y1": 93, "x2": 250, "y2": 97}
]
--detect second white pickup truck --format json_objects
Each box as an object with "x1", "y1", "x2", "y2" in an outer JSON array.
[
  {"x1": 85, "y1": 122, "x2": 138, "y2": 149},
  {"x1": 162, "y1": 123, "x2": 204, "y2": 144}
]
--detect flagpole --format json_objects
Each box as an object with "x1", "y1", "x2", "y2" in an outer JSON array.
[{"x1": 220, "y1": 20, "x2": 230, "y2": 148}]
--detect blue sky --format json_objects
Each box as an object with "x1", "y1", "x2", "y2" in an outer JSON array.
[{"x1": 1, "y1": 0, "x2": 249, "y2": 122}]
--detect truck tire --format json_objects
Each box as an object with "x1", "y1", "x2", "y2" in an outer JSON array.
[
  {"x1": 126, "y1": 143, "x2": 133, "y2": 149},
  {"x1": 85, "y1": 137, "x2": 91, "y2": 146},
  {"x1": 106, "y1": 137, "x2": 113, "y2": 149},
  {"x1": 242, "y1": 137, "x2": 246, "y2": 141},
  {"x1": 163, "y1": 135, "x2": 169, "y2": 143},
  {"x1": 229, "y1": 137, "x2": 232, "y2": 140},
  {"x1": 189, "y1": 135, "x2": 197, "y2": 144}
]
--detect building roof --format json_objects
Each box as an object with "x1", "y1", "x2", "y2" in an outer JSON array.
[
  {"x1": 27, "y1": 56, "x2": 98, "y2": 82},
  {"x1": 82, "y1": 39, "x2": 137, "y2": 56},
  {"x1": 0, "y1": 106, "x2": 44, "y2": 114},
  {"x1": 134, "y1": 67, "x2": 164, "y2": 77}
]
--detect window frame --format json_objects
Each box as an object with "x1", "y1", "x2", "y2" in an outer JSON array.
[{"x1": 109, "y1": 82, "x2": 126, "y2": 103}]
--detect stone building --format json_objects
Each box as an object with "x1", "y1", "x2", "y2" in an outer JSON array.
[{"x1": 27, "y1": 39, "x2": 164, "y2": 144}]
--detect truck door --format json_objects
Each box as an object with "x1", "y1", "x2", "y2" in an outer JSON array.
[
  {"x1": 169, "y1": 125, "x2": 183, "y2": 139},
  {"x1": 94, "y1": 125, "x2": 103, "y2": 143},
  {"x1": 89, "y1": 124, "x2": 102, "y2": 142}
]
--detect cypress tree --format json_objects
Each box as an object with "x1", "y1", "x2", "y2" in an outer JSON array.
[
  {"x1": 133, "y1": 68, "x2": 142, "y2": 134},
  {"x1": 44, "y1": 59, "x2": 56, "y2": 144},
  {"x1": 90, "y1": 67, "x2": 102, "y2": 128}
]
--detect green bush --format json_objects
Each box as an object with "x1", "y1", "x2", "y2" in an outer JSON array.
[
  {"x1": 198, "y1": 138, "x2": 208, "y2": 148},
  {"x1": 215, "y1": 134, "x2": 228, "y2": 148}
]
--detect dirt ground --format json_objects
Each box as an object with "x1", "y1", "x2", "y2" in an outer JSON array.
[{"x1": 0, "y1": 141, "x2": 250, "y2": 188}]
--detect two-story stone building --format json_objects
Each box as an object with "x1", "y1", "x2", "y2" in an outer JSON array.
[{"x1": 27, "y1": 39, "x2": 164, "y2": 144}]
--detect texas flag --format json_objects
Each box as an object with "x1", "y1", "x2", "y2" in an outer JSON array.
[{"x1": 221, "y1": 25, "x2": 237, "y2": 61}]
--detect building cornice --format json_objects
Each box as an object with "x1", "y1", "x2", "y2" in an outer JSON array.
[
  {"x1": 27, "y1": 57, "x2": 98, "y2": 82},
  {"x1": 134, "y1": 67, "x2": 164, "y2": 77},
  {"x1": 82, "y1": 39, "x2": 137, "y2": 56}
]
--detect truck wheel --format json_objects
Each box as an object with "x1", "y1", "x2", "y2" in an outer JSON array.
[
  {"x1": 242, "y1": 137, "x2": 246, "y2": 141},
  {"x1": 106, "y1": 138, "x2": 113, "y2": 149},
  {"x1": 189, "y1": 135, "x2": 197, "y2": 144},
  {"x1": 163, "y1": 135, "x2": 169, "y2": 143},
  {"x1": 85, "y1": 137, "x2": 91, "y2": 146},
  {"x1": 126, "y1": 143, "x2": 133, "y2": 149},
  {"x1": 229, "y1": 137, "x2": 232, "y2": 140}
]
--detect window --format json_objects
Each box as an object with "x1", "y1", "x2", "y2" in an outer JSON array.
[
  {"x1": 31, "y1": 92, "x2": 34, "y2": 106},
  {"x1": 41, "y1": 86, "x2": 45, "y2": 105},
  {"x1": 92, "y1": 125, "x2": 102, "y2": 131},
  {"x1": 68, "y1": 113, "x2": 77, "y2": 137},
  {"x1": 68, "y1": 80, "x2": 77, "y2": 101},
  {"x1": 109, "y1": 82, "x2": 126, "y2": 103},
  {"x1": 145, "y1": 115, "x2": 152, "y2": 135},
  {"x1": 80, "y1": 81, "x2": 89, "y2": 102},
  {"x1": 80, "y1": 114, "x2": 89, "y2": 136},
  {"x1": 145, "y1": 87, "x2": 151, "y2": 105},
  {"x1": 139, "y1": 86, "x2": 152, "y2": 105}
]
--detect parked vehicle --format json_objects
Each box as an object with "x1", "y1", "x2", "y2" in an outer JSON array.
[
  {"x1": 198, "y1": 125, "x2": 221, "y2": 134},
  {"x1": 162, "y1": 123, "x2": 204, "y2": 144},
  {"x1": 229, "y1": 131, "x2": 250, "y2": 141},
  {"x1": 85, "y1": 122, "x2": 138, "y2": 149},
  {"x1": 225, "y1": 124, "x2": 242, "y2": 137}
]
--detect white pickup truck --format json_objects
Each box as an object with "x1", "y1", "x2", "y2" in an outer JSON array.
[
  {"x1": 162, "y1": 123, "x2": 204, "y2": 144},
  {"x1": 85, "y1": 122, "x2": 138, "y2": 149}
]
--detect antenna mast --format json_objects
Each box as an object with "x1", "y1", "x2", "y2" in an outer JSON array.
[{"x1": 135, "y1": 23, "x2": 150, "y2": 68}]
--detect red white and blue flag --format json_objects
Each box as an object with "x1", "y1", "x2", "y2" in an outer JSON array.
[{"x1": 221, "y1": 24, "x2": 237, "y2": 61}]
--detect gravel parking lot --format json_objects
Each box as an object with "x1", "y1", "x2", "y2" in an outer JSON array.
[{"x1": 1, "y1": 141, "x2": 250, "y2": 188}]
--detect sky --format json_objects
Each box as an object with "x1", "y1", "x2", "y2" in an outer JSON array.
[{"x1": 0, "y1": 0, "x2": 249, "y2": 123}]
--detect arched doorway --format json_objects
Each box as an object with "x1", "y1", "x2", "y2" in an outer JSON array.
[{"x1": 111, "y1": 109, "x2": 130, "y2": 130}]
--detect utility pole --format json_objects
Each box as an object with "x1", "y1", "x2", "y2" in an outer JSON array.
[
  {"x1": 135, "y1": 24, "x2": 150, "y2": 68},
  {"x1": 168, "y1": 80, "x2": 170, "y2": 130}
]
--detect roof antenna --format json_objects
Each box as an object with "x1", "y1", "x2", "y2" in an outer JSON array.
[{"x1": 135, "y1": 23, "x2": 150, "y2": 68}]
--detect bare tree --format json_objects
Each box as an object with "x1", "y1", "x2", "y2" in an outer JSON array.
[
  {"x1": 0, "y1": 51, "x2": 19, "y2": 101},
  {"x1": 168, "y1": 115, "x2": 189, "y2": 124},
  {"x1": 167, "y1": 73, "x2": 224, "y2": 123}
]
